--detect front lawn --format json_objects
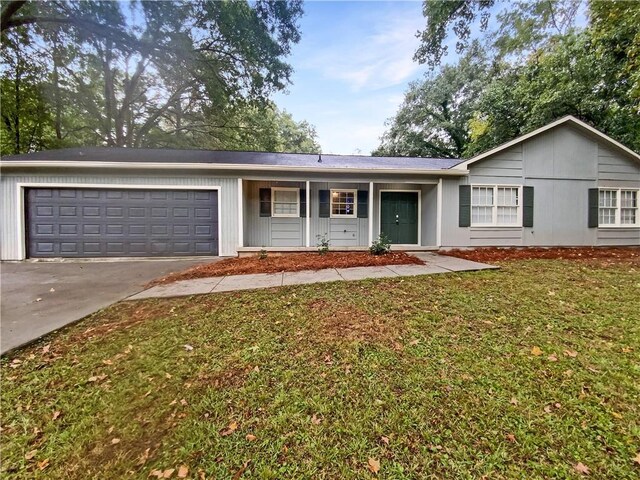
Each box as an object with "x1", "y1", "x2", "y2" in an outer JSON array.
[{"x1": 1, "y1": 259, "x2": 639, "y2": 479}]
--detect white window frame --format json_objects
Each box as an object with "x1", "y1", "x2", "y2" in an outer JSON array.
[
  {"x1": 598, "y1": 188, "x2": 640, "y2": 228},
  {"x1": 271, "y1": 187, "x2": 300, "y2": 218},
  {"x1": 470, "y1": 184, "x2": 522, "y2": 227},
  {"x1": 330, "y1": 189, "x2": 358, "y2": 218}
]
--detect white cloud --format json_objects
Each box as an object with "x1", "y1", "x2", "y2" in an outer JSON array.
[{"x1": 301, "y1": 9, "x2": 424, "y2": 92}]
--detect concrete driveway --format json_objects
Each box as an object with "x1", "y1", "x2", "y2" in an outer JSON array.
[{"x1": 0, "y1": 258, "x2": 216, "y2": 355}]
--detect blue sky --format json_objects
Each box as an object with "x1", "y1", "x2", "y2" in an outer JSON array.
[{"x1": 273, "y1": 1, "x2": 428, "y2": 155}]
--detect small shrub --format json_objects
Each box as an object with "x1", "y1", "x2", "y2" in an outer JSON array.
[
  {"x1": 316, "y1": 234, "x2": 330, "y2": 256},
  {"x1": 258, "y1": 248, "x2": 268, "y2": 260},
  {"x1": 369, "y1": 233, "x2": 391, "y2": 255}
]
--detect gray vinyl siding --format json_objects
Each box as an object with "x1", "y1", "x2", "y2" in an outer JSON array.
[
  {"x1": 310, "y1": 182, "x2": 368, "y2": 247},
  {"x1": 242, "y1": 180, "x2": 306, "y2": 247},
  {"x1": 0, "y1": 172, "x2": 239, "y2": 260},
  {"x1": 442, "y1": 123, "x2": 640, "y2": 247}
]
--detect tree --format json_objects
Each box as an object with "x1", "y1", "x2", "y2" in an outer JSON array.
[
  {"x1": 374, "y1": 44, "x2": 489, "y2": 158},
  {"x1": 468, "y1": 31, "x2": 640, "y2": 155},
  {"x1": 414, "y1": 0, "x2": 583, "y2": 66},
  {"x1": 1, "y1": 0, "x2": 304, "y2": 151}
]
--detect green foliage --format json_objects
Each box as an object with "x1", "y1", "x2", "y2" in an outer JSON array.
[
  {"x1": 369, "y1": 233, "x2": 391, "y2": 255},
  {"x1": 468, "y1": 31, "x2": 640, "y2": 155},
  {"x1": 0, "y1": 0, "x2": 315, "y2": 154},
  {"x1": 316, "y1": 234, "x2": 330, "y2": 256},
  {"x1": 387, "y1": 0, "x2": 640, "y2": 158},
  {"x1": 414, "y1": 0, "x2": 494, "y2": 67},
  {"x1": 374, "y1": 43, "x2": 490, "y2": 158},
  {"x1": 258, "y1": 248, "x2": 268, "y2": 260}
]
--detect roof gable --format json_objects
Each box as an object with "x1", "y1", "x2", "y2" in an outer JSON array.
[{"x1": 455, "y1": 116, "x2": 640, "y2": 170}]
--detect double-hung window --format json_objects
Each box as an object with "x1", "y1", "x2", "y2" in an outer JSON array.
[
  {"x1": 599, "y1": 188, "x2": 639, "y2": 226},
  {"x1": 271, "y1": 187, "x2": 299, "y2": 217},
  {"x1": 471, "y1": 185, "x2": 520, "y2": 226},
  {"x1": 330, "y1": 189, "x2": 357, "y2": 218}
]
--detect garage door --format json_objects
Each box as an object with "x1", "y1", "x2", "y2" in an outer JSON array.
[{"x1": 26, "y1": 188, "x2": 219, "y2": 257}]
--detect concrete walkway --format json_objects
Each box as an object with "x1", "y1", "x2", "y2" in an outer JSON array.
[{"x1": 128, "y1": 253, "x2": 498, "y2": 300}]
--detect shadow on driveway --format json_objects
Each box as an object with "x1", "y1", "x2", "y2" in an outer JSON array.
[{"x1": 0, "y1": 258, "x2": 217, "y2": 355}]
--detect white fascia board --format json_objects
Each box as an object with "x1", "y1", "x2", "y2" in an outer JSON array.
[
  {"x1": 0, "y1": 160, "x2": 469, "y2": 176},
  {"x1": 454, "y1": 115, "x2": 640, "y2": 170}
]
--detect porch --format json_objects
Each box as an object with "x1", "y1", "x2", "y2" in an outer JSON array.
[{"x1": 238, "y1": 178, "x2": 443, "y2": 252}]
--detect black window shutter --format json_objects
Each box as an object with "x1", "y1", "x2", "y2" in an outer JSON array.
[
  {"x1": 299, "y1": 189, "x2": 306, "y2": 217},
  {"x1": 459, "y1": 185, "x2": 471, "y2": 227},
  {"x1": 259, "y1": 188, "x2": 271, "y2": 217},
  {"x1": 357, "y1": 190, "x2": 368, "y2": 218},
  {"x1": 588, "y1": 188, "x2": 599, "y2": 228},
  {"x1": 522, "y1": 186, "x2": 534, "y2": 227},
  {"x1": 319, "y1": 190, "x2": 330, "y2": 218}
]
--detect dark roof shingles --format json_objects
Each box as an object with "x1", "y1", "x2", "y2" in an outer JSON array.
[{"x1": 1, "y1": 147, "x2": 462, "y2": 170}]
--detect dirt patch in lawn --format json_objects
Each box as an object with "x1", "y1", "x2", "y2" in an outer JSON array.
[
  {"x1": 148, "y1": 251, "x2": 424, "y2": 286},
  {"x1": 443, "y1": 246, "x2": 640, "y2": 265}
]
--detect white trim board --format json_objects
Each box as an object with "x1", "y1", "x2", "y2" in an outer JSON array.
[
  {"x1": 455, "y1": 115, "x2": 640, "y2": 170},
  {"x1": 378, "y1": 189, "x2": 422, "y2": 246},
  {"x1": 1, "y1": 160, "x2": 469, "y2": 176},
  {"x1": 15, "y1": 182, "x2": 223, "y2": 260}
]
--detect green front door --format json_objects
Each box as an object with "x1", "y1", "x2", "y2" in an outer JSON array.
[{"x1": 380, "y1": 191, "x2": 419, "y2": 244}]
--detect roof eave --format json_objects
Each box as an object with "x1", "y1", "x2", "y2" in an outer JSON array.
[{"x1": 0, "y1": 160, "x2": 468, "y2": 176}]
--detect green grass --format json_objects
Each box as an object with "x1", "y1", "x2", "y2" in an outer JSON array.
[{"x1": 1, "y1": 259, "x2": 639, "y2": 479}]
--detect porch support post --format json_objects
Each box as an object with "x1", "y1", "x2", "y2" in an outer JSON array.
[
  {"x1": 305, "y1": 180, "x2": 310, "y2": 247},
  {"x1": 368, "y1": 181, "x2": 374, "y2": 245},
  {"x1": 436, "y1": 178, "x2": 442, "y2": 247},
  {"x1": 238, "y1": 178, "x2": 244, "y2": 250}
]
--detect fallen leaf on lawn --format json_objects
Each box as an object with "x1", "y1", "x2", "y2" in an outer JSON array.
[
  {"x1": 622, "y1": 347, "x2": 631, "y2": 353},
  {"x1": 311, "y1": 414, "x2": 322, "y2": 425},
  {"x1": 180, "y1": 399, "x2": 188, "y2": 406},
  {"x1": 177, "y1": 465, "x2": 189, "y2": 478},
  {"x1": 165, "y1": 372, "x2": 172, "y2": 379},
  {"x1": 42, "y1": 344, "x2": 50, "y2": 354},
  {"x1": 510, "y1": 397, "x2": 519, "y2": 406},
  {"x1": 232, "y1": 460, "x2": 251, "y2": 480},
  {"x1": 547, "y1": 354, "x2": 558, "y2": 362},
  {"x1": 138, "y1": 448, "x2": 151, "y2": 465},
  {"x1": 102, "y1": 359, "x2": 113, "y2": 365},
  {"x1": 184, "y1": 344, "x2": 194, "y2": 351},
  {"x1": 37, "y1": 458, "x2": 49, "y2": 470},
  {"x1": 111, "y1": 438, "x2": 120, "y2": 445},
  {"x1": 611, "y1": 411, "x2": 622, "y2": 419},
  {"x1": 220, "y1": 421, "x2": 238, "y2": 436},
  {"x1": 408, "y1": 339, "x2": 420, "y2": 346},
  {"x1": 554, "y1": 402, "x2": 561, "y2": 409},
  {"x1": 162, "y1": 468, "x2": 175, "y2": 478},
  {"x1": 253, "y1": 365, "x2": 260, "y2": 372},
  {"x1": 544, "y1": 405, "x2": 552, "y2": 413},
  {"x1": 368, "y1": 457, "x2": 380, "y2": 474},
  {"x1": 633, "y1": 452, "x2": 640, "y2": 465},
  {"x1": 574, "y1": 462, "x2": 590, "y2": 475},
  {"x1": 52, "y1": 411, "x2": 61, "y2": 421},
  {"x1": 564, "y1": 349, "x2": 578, "y2": 358},
  {"x1": 149, "y1": 469, "x2": 163, "y2": 478},
  {"x1": 506, "y1": 434, "x2": 516, "y2": 443},
  {"x1": 25, "y1": 449, "x2": 37, "y2": 460},
  {"x1": 245, "y1": 433, "x2": 257, "y2": 442},
  {"x1": 169, "y1": 399, "x2": 177, "y2": 406},
  {"x1": 380, "y1": 436, "x2": 389, "y2": 445},
  {"x1": 547, "y1": 291, "x2": 556, "y2": 296},
  {"x1": 531, "y1": 346, "x2": 543, "y2": 356}
]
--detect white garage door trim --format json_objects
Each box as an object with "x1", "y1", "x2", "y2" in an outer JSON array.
[{"x1": 16, "y1": 182, "x2": 222, "y2": 260}]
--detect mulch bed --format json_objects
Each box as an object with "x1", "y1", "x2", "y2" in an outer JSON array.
[
  {"x1": 444, "y1": 246, "x2": 640, "y2": 263},
  {"x1": 149, "y1": 251, "x2": 424, "y2": 286}
]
